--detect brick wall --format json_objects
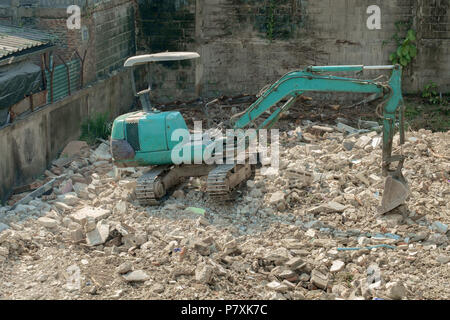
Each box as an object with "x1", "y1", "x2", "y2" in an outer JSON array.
[{"x1": 0, "y1": 0, "x2": 137, "y2": 84}]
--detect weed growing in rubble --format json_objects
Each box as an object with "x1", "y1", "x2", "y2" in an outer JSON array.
[
  {"x1": 80, "y1": 112, "x2": 112, "y2": 145},
  {"x1": 422, "y1": 82, "x2": 447, "y2": 105}
]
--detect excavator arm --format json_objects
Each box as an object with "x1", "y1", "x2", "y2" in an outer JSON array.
[{"x1": 232, "y1": 64, "x2": 409, "y2": 214}]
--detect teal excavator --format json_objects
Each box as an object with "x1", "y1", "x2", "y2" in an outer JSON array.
[{"x1": 110, "y1": 52, "x2": 409, "y2": 214}]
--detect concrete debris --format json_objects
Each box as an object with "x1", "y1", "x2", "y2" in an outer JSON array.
[{"x1": 0, "y1": 123, "x2": 447, "y2": 300}]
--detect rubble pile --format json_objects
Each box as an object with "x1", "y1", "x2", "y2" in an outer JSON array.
[{"x1": 0, "y1": 120, "x2": 448, "y2": 300}]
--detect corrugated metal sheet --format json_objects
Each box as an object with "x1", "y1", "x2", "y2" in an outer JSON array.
[
  {"x1": 0, "y1": 24, "x2": 56, "y2": 59},
  {"x1": 45, "y1": 60, "x2": 81, "y2": 103}
]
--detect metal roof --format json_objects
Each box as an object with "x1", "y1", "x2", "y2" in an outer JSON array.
[{"x1": 0, "y1": 24, "x2": 57, "y2": 60}]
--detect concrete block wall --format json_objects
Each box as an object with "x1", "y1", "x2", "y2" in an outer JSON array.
[{"x1": 137, "y1": 0, "x2": 450, "y2": 102}]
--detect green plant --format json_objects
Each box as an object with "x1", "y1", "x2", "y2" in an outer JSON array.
[
  {"x1": 80, "y1": 112, "x2": 112, "y2": 145},
  {"x1": 422, "y1": 82, "x2": 442, "y2": 105},
  {"x1": 266, "y1": 0, "x2": 275, "y2": 41},
  {"x1": 389, "y1": 29, "x2": 417, "y2": 67}
]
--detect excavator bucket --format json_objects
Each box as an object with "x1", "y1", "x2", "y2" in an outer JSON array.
[{"x1": 379, "y1": 173, "x2": 410, "y2": 215}]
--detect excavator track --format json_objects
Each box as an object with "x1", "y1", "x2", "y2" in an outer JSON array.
[
  {"x1": 206, "y1": 163, "x2": 254, "y2": 201},
  {"x1": 136, "y1": 165, "x2": 170, "y2": 206}
]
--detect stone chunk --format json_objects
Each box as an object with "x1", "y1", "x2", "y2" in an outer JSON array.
[
  {"x1": 269, "y1": 191, "x2": 285, "y2": 205},
  {"x1": 122, "y1": 270, "x2": 150, "y2": 282},
  {"x1": 117, "y1": 262, "x2": 133, "y2": 274},
  {"x1": 307, "y1": 201, "x2": 347, "y2": 214},
  {"x1": 355, "y1": 135, "x2": 372, "y2": 149},
  {"x1": 285, "y1": 257, "x2": 304, "y2": 269},
  {"x1": 86, "y1": 221, "x2": 110, "y2": 246},
  {"x1": 436, "y1": 255, "x2": 450, "y2": 264},
  {"x1": 70, "y1": 228, "x2": 84, "y2": 243},
  {"x1": 71, "y1": 207, "x2": 111, "y2": 224},
  {"x1": 195, "y1": 264, "x2": 213, "y2": 284},
  {"x1": 266, "y1": 281, "x2": 289, "y2": 293},
  {"x1": 431, "y1": 221, "x2": 448, "y2": 234},
  {"x1": 193, "y1": 241, "x2": 211, "y2": 256},
  {"x1": 37, "y1": 217, "x2": 58, "y2": 229},
  {"x1": 310, "y1": 269, "x2": 329, "y2": 290},
  {"x1": 92, "y1": 143, "x2": 112, "y2": 162},
  {"x1": 387, "y1": 282, "x2": 407, "y2": 300},
  {"x1": 57, "y1": 193, "x2": 79, "y2": 206},
  {"x1": 330, "y1": 260, "x2": 345, "y2": 273},
  {"x1": 152, "y1": 284, "x2": 165, "y2": 294},
  {"x1": 73, "y1": 183, "x2": 89, "y2": 199}
]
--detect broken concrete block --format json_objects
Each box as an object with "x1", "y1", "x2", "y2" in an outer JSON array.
[
  {"x1": 71, "y1": 207, "x2": 111, "y2": 225},
  {"x1": 266, "y1": 281, "x2": 282, "y2": 291},
  {"x1": 54, "y1": 202, "x2": 73, "y2": 212},
  {"x1": 307, "y1": 201, "x2": 347, "y2": 214},
  {"x1": 195, "y1": 264, "x2": 213, "y2": 284},
  {"x1": 86, "y1": 221, "x2": 110, "y2": 246},
  {"x1": 387, "y1": 282, "x2": 407, "y2": 300},
  {"x1": 431, "y1": 221, "x2": 448, "y2": 234},
  {"x1": 343, "y1": 140, "x2": 355, "y2": 151},
  {"x1": 330, "y1": 260, "x2": 345, "y2": 273},
  {"x1": 73, "y1": 183, "x2": 89, "y2": 199},
  {"x1": 269, "y1": 191, "x2": 285, "y2": 205},
  {"x1": 311, "y1": 269, "x2": 329, "y2": 290},
  {"x1": 355, "y1": 135, "x2": 372, "y2": 148},
  {"x1": 57, "y1": 193, "x2": 79, "y2": 206},
  {"x1": 92, "y1": 143, "x2": 112, "y2": 162},
  {"x1": 114, "y1": 201, "x2": 127, "y2": 215},
  {"x1": 123, "y1": 270, "x2": 150, "y2": 282},
  {"x1": 37, "y1": 217, "x2": 58, "y2": 229},
  {"x1": 152, "y1": 284, "x2": 165, "y2": 294},
  {"x1": 117, "y1": 262, "x2": 133, "y2": 274},
  {"x1": 193, "y1": 241, "x2": 211, "y2": 256},
  {"x1": 285, "y1": 257, "x2": 304, "y2": 269},
  {"x1": 70, "y1": 228, "x2": 84, "y2": 243},
  {"x1": 279, "y1": 269, "x2": 297, "y2": 279}
]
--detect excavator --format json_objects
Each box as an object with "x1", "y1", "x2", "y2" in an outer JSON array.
[{"x1": 110, "y1": 52, "x2": 409, "y2": 214}]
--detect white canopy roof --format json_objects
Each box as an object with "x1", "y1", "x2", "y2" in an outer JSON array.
[{"x1": 124, "y1": 52, "x2": 200, "y2": 67}]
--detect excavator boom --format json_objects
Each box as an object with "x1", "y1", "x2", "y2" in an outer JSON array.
[{"x1": 233, "y1": 64, "x2": 409, "y2": 214}]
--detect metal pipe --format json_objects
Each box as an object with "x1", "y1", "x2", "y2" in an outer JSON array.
[{"x1": 363, "y1": 65, "x2": 396, "y2": 70}]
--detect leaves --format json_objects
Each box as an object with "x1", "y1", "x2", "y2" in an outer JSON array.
[
  {"x1": 409, "y1": 45, "x2": 417, "y2": 58},
  {"x1": 388, "y1": 28, "x2": 417, "y2": 68},
  {"x1": 407, "y1": 29, "x2": 416, "y2": 41},
  {"x1": 422, "y1": 82, "x2": 442, "y2": 105}
]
